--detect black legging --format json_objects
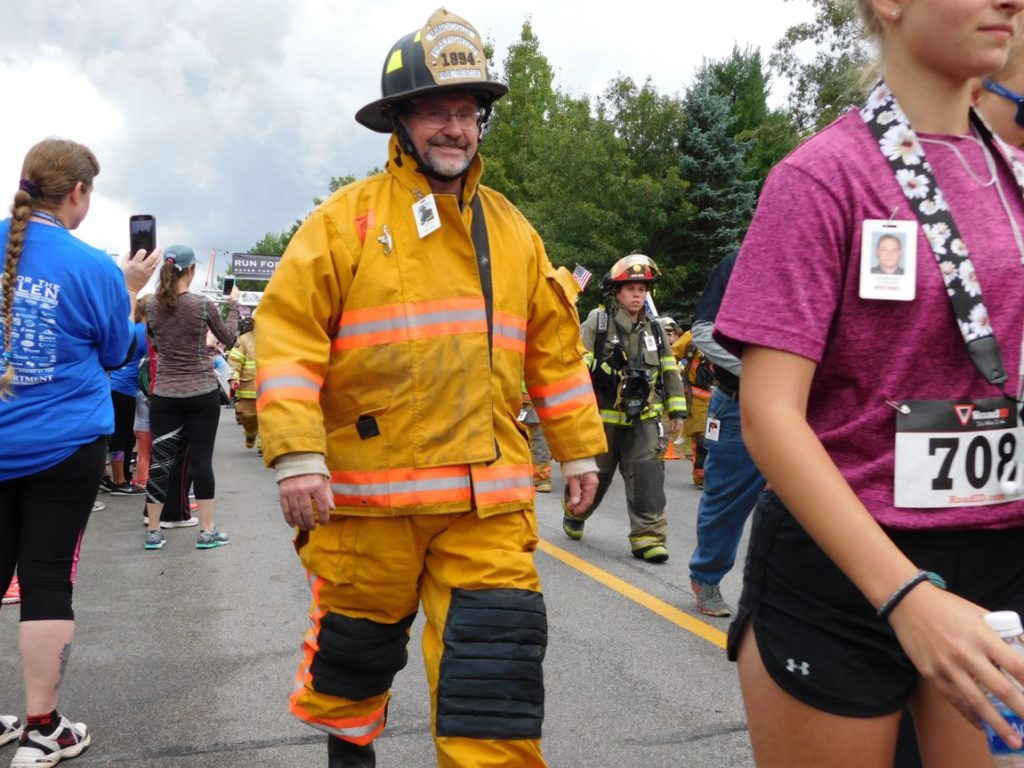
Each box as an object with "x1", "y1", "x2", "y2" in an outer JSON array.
[
  {"x1": 146, "y1": 390, "x2": 221, "y2": 502},
  {"x1": 0, "y1": 437, "x2": 106, "y2": 621},
  {"x1": 109, "y1": 390, "x2": 137, "y2": 465}
]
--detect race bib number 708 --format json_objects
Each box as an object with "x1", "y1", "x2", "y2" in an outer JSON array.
[{"x1": 894, "y1": 397, "x2": 1022, "y2": 508}]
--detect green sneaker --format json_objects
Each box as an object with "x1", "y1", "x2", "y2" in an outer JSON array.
[
  {"x1": 196, "y1": 527, "x2": 230, "y2": 549},
  {"x1": 691, "y1": 579, "x2": 732, "y2": 617}
]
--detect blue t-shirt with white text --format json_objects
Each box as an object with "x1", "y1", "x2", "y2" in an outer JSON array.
[{"x1": 0, "y1": 220, "x2": 131, "y2": 480}]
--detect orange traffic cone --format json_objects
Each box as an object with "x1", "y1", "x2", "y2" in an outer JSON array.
[{"x1": 664, "y1": 440, "x2": 682, "y2": 461}]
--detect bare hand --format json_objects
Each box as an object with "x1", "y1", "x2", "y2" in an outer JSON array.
[
  {"x1": 564, "y1": 471, "x2": 599, "y2": 517},
  {"x1": 123, "y1": 248, "x2": 162, "y2": 293},
  {"x1": 278, "y1": 473, "x2": 334, "y2": 531},
  {"x1": 229, "y1": 284, "x2": 241, "y2": 302},
  {"x1": 888, "y1": 584, "x2": 1024, "y2": 749}
]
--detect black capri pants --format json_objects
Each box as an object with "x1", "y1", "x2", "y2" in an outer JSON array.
[
  {"x1": 146, "y1": 390, "x2": 222, "y2": 503},
  {"x1": 0, "y1": 437, "x2": 106, "y2": 621},
  {"x1": 108, "y1": 389, "x2": 138, "y2": 462}
]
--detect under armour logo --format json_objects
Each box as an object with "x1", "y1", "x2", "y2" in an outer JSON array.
[{"x1": 786, "y1": 658, "x2": 810, "y2": 676}]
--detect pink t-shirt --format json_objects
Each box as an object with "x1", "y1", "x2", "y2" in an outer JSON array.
[{"x1": 715, "y1": 110, "x2": 1024, "y2": 531}]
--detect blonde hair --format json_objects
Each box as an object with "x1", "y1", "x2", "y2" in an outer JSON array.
[
  {"x1": 854, "y1": 0, "x2": 883, "y2": 44},
  {"x1": 1, "y1": 138, "x2": 100, "y2": 398}
]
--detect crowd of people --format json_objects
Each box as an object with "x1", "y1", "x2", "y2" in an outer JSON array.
[{"x1": 5, "y1": 2, "x2": 1024, "y2": 767}]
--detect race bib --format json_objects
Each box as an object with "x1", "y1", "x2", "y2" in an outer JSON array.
[{"x1": 894, "y1": 397, "x2": 1023, "y2": 508}]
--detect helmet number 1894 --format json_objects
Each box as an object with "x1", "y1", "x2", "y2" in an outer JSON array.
[{"x1": 440, "y1": 52, "x2": 476, "y2": 67}]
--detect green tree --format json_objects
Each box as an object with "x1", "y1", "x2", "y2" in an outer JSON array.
[
  {"x1": 699, "y1": 46, "x2": 800, "y2": 185},
  {"x1": 770, "y1": 0, "x2": 873, "y2": 132},
  {"x1": 668, "y1": 83, "x2": 757, "y2": 315}
]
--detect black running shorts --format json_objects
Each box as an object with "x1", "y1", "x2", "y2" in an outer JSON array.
[{"x1": 727, "y1": 491, "x2": 1024, "y2": 717}]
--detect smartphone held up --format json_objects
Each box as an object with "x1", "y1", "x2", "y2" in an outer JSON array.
[{"x1": 129, "y1": 215, "x2": 156, "y2": 256}]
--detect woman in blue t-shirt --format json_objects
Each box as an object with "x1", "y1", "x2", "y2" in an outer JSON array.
[{"x1": 0, "y1": 138, "x2": 159, "y2": 765}]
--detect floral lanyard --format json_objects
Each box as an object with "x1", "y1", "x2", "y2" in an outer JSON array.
[{"x1": 860, "y1": 80, "x2": 1024, "y2": 390}]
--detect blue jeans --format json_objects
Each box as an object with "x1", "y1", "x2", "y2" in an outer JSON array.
[{"x1": 688, "y1": 388, "x2": 764, "y2": 586}]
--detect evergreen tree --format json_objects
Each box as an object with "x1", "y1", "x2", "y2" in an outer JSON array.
[
  {"x1": 670, "y1": 83, "x2": 757, "y2": 312},
  {"x1": 699, "y1": 46, "x2": 800, "y2": 185}
]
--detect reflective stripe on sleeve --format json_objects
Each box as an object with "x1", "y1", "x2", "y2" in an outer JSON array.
[
  {"x1": 472, "y1": 463, "x2": 535, "y2": 506},
  {"x1": 256, "y1": 364, "x2": 324, "y2": 411},
  {"x1": 332, "y1": 298, "x2": 487, "y2": 351},
  {"x1": 527, "y1": 369, "x2": 596, "y2": 419},
  {"x1": 493, "y1": 310, "x2": 527, "y2": 354}
]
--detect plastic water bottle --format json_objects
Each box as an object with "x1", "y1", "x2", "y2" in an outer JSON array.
[{"x1": 983, "y1": 611, "x2": 1024, "y2": 767}]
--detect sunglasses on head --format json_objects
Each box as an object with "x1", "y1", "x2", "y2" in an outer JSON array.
[{"x1": 982, "y1": 79, "x2": 1024, "y2": 128}]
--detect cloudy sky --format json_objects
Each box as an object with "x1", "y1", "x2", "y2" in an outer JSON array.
[{"x1": 1, "y1": 0, "x2": 814, "y2": 285}]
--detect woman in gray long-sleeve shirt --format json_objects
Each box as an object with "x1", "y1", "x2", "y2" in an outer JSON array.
[{"x1": 143, "y1": 244, "x2": 239, "y2": 551}]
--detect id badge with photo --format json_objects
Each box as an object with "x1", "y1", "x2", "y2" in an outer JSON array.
[
  {"x1": 859, "y1": 219, "x2": 917, "y2": 301},
  {"x1": 643, "y1": 332, "x2": 658, "y2": 352},
  {"x1": 705, "y1": 417, "x2": 721, "y2": 443},
  {"x1": 413, "y1": 194, "x2": 441, "y2": 239},
  {"x1": 893, "y1": 397, "x2": 1024, "y2": 508}
]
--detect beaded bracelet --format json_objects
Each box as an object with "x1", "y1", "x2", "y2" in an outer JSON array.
[{"x1": 877, "y1": 570, "x2": 947, "y2": 621}]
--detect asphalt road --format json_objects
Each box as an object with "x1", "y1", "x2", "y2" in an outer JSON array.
[{"x1": 0, "y1": 409, "x2": 754, "y2": 767}]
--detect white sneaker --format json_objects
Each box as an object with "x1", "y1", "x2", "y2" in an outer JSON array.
[
  {"x1": 160, "y1": 515, "x2": 199, "y2": 529},
  {"x1": 91, "y1": 500, "x2": 105, "y2": 512},
  {"x1": 11, "y1": 715, "x2": 90, "y2": 767},
  {"x1": 0, "y1": 715, "x2": 22, "y2": 747}
]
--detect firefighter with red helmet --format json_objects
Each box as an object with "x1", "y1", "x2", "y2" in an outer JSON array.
[
  {"x1": 564, "y1": 254, "x2": 686, "y2": 563},
  {"x1": 255, "y1": 8, "x2": 606, "y2": 767}
]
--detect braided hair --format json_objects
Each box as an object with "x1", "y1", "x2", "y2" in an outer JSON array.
[{"x1": 1, "y1": 138, "x2": 99, "y2": 398}]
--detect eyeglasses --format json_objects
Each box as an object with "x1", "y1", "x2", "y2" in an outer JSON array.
[
  {"x1": 982, "y1": 79, "x2": 1024, "y2": 128},
  {"x1": 406, "y1": 107, "x2": 482, "y2": 130}
]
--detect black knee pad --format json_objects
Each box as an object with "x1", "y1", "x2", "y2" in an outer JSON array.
[
  {"x1": 632, "y1": 460, "x2": 667, "y2": 513},
  {"x1": 311, "y1": 611, "x2": 416, "y2": 701},
  {"x1": 436, "y1": 588, "x2": 547, "y2": 740}
]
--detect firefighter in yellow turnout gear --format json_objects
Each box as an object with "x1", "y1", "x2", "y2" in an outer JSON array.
[
  {"x1": 565, "y1": 255, "x2": 687, "y2": 563},
  {"x1": 254, "y1": 9, "x2": 606, "y2": 768},
  {"x1": 227, "y1": 314, "x2": 258, "y2": 450}
]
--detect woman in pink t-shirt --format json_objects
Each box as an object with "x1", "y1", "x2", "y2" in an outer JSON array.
[{"x1": 716, "y1": 1, "x2": 1024, "y2": 765}]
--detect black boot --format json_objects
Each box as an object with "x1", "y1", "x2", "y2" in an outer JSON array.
[{"x1": 327, "y1": 735, "x2": 376, "y2": 768}]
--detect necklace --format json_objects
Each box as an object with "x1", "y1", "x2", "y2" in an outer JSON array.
[
  {"x1": 30, "y1": 210, "x2": 66, "y2": 229},
  {"x1": 918, "y1": 131, "x2": 1024, "y2": 264},
  {"x1": 918, "y1": 131, "x2": 996, "y2": 188}
]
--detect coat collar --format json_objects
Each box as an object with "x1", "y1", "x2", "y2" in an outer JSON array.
[{"x1": 384, "y1": 134, "x2": 485, "y2": 205}]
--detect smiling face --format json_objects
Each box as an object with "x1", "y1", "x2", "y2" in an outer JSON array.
[
  {"x1": 398, "y1": 91, "x2": 481, "y2": 193},
  {"x1": 884, "y1": 0, "x2": 1024, "y2": 83}
]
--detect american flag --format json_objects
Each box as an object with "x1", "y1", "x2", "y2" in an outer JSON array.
[{"x1": 572, "y1": 264, "x2": 593, "y2": 291}]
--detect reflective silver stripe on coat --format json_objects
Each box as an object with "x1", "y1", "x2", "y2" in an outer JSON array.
[
  {"x1": 474, "y1": 475, "x2": 534, "y2": 494},
  {"x1": 531, "y1": 380, "x2": 592, "y2": 410},
  {"x1": 331, "y1": 475, "x2": 472, "y2": 497},
  {"x1": 257, "y1": 375, "x2": 321, "y2": 398},
  {"x1": 494, "y1": 321, "x2": 526, "y2": 343},
  {"x1": 334, "y1": 308, "x2": 487, "y2": 339}
]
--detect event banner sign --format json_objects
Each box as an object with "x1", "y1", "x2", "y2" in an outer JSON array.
[{"x1": 231, "y1": 253, "x2": 280, "y2": 280}]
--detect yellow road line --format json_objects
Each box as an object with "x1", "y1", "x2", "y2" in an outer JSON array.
[{"x1": 538, "y1": 538, "x2": 727, "y2": 650}]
